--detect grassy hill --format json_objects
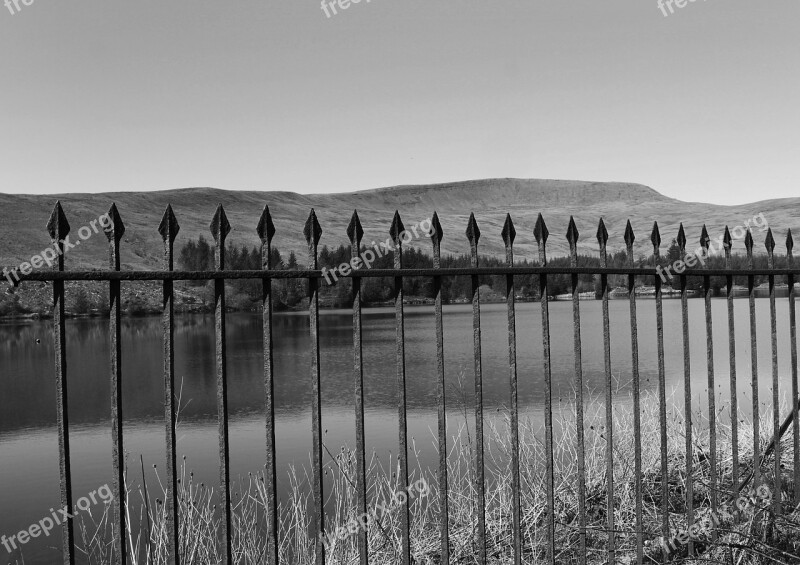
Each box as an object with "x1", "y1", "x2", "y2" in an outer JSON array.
[{"x1": 0, "y1": 178, "x2": 791, "y2": 274}]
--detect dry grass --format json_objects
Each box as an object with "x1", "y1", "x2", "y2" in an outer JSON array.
[{"x1": 65, "y1": 385, "x2": 800, "y2": 565}]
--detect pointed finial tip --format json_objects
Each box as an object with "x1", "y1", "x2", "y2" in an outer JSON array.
[
  {"x1": 596, "y1": 218, "x2": 608, "y2": 245},
  {"x1": 765, "y1": 228, "x2": 775, "y2": 253},
  {"x1": 256, "y1": 204, "x2": 276, "y2": 243},
  {"x1": 159, "y1": 204, "x2": 180, "y2": 243},
  {"x1": 650, "y1": 221, "x2": 661, "y2": 248},
  {"x1": 624, "y1": 220, "x2": 635, "y2": 246},
  {"x1": 534, "y1": 213, "x2": 549, "y2": 244},
  {"x1": 347, "y1": 210, "x2": 364, "y2": 244},
  {"x1": 501, "y1": 213, "x2": 516, "y2": 246},
  {"x1": 431, "y1": 211, "x2": 444, "y2": 242},
  {"x1": 210, "y1": 205, "x2": 231, "y2": 242},
  {"x1": 304, "y1": 208, "x2": 322, "y2": 246},
  {"x1": 566, "y1": 216, "x2": 579, "y2": 246},
  {"x1": 46, "y1": 200, "x2": 70, "y2": 240},
  {"x1": 465, "y1": 212, "x2": 481, "y2": 244},
  {"x1": 390, "y1": 210, "x2": 406, "y2": 241}
]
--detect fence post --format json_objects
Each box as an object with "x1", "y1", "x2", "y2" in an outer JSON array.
[
  {"x1": 210, "y1": 205, "x2": 233, "y2": 565},
  {"x1": 47, "y1": 201, "x2": 74, "y2": 565},
  {"x1": 105, "y1": 203, "x2": 127, "y2": 565},
  {"x1": 158, "y1": 204, "x2": 180, "y2": 565}
]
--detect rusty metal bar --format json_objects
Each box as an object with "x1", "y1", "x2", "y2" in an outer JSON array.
[
  {"x1": 652, "y1": 222, "x2": 669, "y2": 563},
  {"x1": 701, "y1": 226, "x2": 718, "y2": 537},
  {"x1": 624, "y1": 221, "x2": 643, "y2": 564},
  {"x1": 788, "y1": 230, "x2": 800, "y2": 504},
  {"x1": 724, "y1": 227, "x2": 739, "y2": 506},
  {"x1": 597, "y1": 219, "x2": 614, "y2": 563},
  {"x1": 502, "y1": 214, "x2": 521, "y2": 565},
  {"x1": 746, "y1": 229, "x2": 760, "y2": 491},
  {"x1": 766, "y1": 229, "x2": 781, "y2": 516},
  {"x1": 534, "y1": 214, "x2": 555, "y2": 565},
  {"x1": 431, "y1": 212, "x2": 449, "y2": 564},
  {"x1": 348, "y1": 211, "x2": 368, "y2": 565},
  {"x1": 567, "y1": 217, "x2": 586, "y2": 564},
  {"x1": 17, "y1": 266, "x2": 800, "y2": 284},
  {"x1": 211, "y1": 205, "x2": 233, "y2": 565},
  {"x1": 390, "y1": 211, "x2": 411, "y2": 565},
  {"x1": 159, "y1": 205, "x2": 180, "y2": 565},
  {"x1": 466, "y1": 213, "x2": 486, "y2": 564},
  {"x1": 305, "y1": 210, "x2": 325, "y2": 565},
  {"x1": 677, "y1": 224, "x2": 694, "y2": 557},
  {"x1": 48, "y1": 202, "x2": 74, "y2": 565},
  {"x1": 258, "y1": 205, "x2": 279, "y2": 565},
  {"x1": 106, "y1": 204, "x2": 127, "y2": 565}
]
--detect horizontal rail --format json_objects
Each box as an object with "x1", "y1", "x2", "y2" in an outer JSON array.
[{"x1": 13, "y1": 266, "x2": 800, "y2": 283}]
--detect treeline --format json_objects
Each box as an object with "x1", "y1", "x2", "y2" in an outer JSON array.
[{"x1": 175, "y1": 237, "x2": 787, "y2": 310}]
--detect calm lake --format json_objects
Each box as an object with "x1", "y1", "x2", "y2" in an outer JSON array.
[{"x1": 1, "y1": 297, "x2": 797, "y2": 563}]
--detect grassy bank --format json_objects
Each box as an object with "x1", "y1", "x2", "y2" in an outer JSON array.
[{"x1": 30, "y1": 390, "x2": 800, "y2": 564}]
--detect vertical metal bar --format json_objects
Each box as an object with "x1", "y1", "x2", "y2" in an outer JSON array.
[
  {"x1": 210, "y1": 205, "x2": 233, "y2": 565},
  {"x1": 159, "y1": 205, "x2": 180, "y2": 565},
  {"x1": 502, "y1": 215, "x2": 521, "y2": 565},
  {"x1": 624, "y1": 221, "x2": 643, "y2": 564},
  {"x1": 724, "y1": 227, "x2": 739, "y2": 505},
  {"x1": 701, "y1": 227, "x2": 718, "y2": 537},
  {"x1": 651, "y1": 223, "x2": 669, "y2": 563},
  {"x1": 566, "y1": 217, "x2": 586, "y2": 564},
  {"x1": 347, "y1": 211, "x2": 368, "y2": 565},
  {"x1": 431, "y1": 213, "x2": 449, "y2": 564},
  {"x1": 746, "y1": 229, "x2": 760, "y2": 490},
  {"x1": 258, "y1": 206, "x2": 279, "y2": 565},
  {"x1": 304, "y1": 210, "x2": 325, "y2": 565},
  {"x1": 596, "y1": 219, "x2": 614, "y2": 563},
  {"x1": 390, "y1": 211, "x2": 411, "y2": 565},
  {"x1": 677, "y1": 224, "x2": 694, "y2": 557},
  {"x1": 534, "y1": 214, "x2": 555, "y2": 565},
  {"x1": 47, "y1": 202, "x2": 74, "y2": 565},
  {"x1": 465, "y1": 213, "x2": 485, "y2": 564},
  {"x1": 106, "y1": 204, "x2": 127, "y2": 565},
  {"x1": 766, "y1": 229, "x2": 781, "y2": 516},
  {"x1": 788, "y1": 230, "x2": 800, "y2": 505}
]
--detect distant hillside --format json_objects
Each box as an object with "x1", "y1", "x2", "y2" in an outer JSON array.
[{"x1": 0, "y1": 178, "x2": 792, "y2": 271}]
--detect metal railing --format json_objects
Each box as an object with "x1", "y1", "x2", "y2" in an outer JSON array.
[{"x1": 12, "y1": 201, "x2": 800, "y2": 565}]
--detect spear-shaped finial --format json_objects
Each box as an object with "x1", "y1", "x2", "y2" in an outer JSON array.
[
  {"x1": 533, "y1": 213, "x2": 548, "y2": 245},
  {"x1": 159, "y1": 204, "x2": 180, "y2": 271},
  {"x1": 47, "y1": 200, "x2": 70, "y2": 242},
  {"x1": 787, "y1": 229, "x2": 794, "y2": 259},
  {"x1": 211, "y1": 205, "x2": 231, "y2": 270},
  {"x1": 257, "y1": 205, "x2": 276, "y2": 245},
  {"x1": 347, "y1": 210, "x2": 364, "y2": 255},
  {"x1": 390, "y1": 211, "x2": 405, "y2": 244},
  {"x1": 765, "y1": 227, "x2": 775, "y2": 255},
  {"x1": 431, "y1": 211, "x2": 444, "y2": 267},
  {"x1": 105, "y1": 203, "x2": 125, "y2": 244},
  {"x1": 210, "y1": 204, "x2": 231, "y2": 244},
  {"x1": 304, "y1": 208, "x2": 322, "y2": 269},
  {"x1": 501, "y1": 213, "x2": 516, "y2": 247},
  {"x1": 700, "y1": 225, "x2": 710, "y2": 251},
  {"x1": 677, "y1": 223, "x2": 687, "y2": 253},
  {"x1": 566, "y1": 216, "x2": 579, "y2": 248},
  {"x1": 502, "y1": 213, "x2": 515, "y2": 266},
  {"x1": 651, "y1": 221, "x2": 661, "y2": 253},
  {"x1": 723, "y1": 226, "x2": 732, "y2": 254},
  {"x1": 465, "y1": 212, "x2": 481, "y2": 246},
  {"x1": 46, "y1": 201, "x2": 70, "y2": 272},
  {"x1": 597, "y1": 218, "x2": 609, "y2": 266},
  {"x1": 159, "y1": 204, "x2": 180, "y2": 244},
  {"x1": 257, "y1": 205, "x2": 276, "y2": 270}
]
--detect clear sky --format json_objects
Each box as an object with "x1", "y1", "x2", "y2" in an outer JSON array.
[{"x1": 1, "y1": 0, "x2": 797, "y2": 204}]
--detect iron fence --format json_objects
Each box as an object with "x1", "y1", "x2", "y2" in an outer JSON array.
[{"x1": 10, "y1": 201, "x2": 800, "y2": 565}]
